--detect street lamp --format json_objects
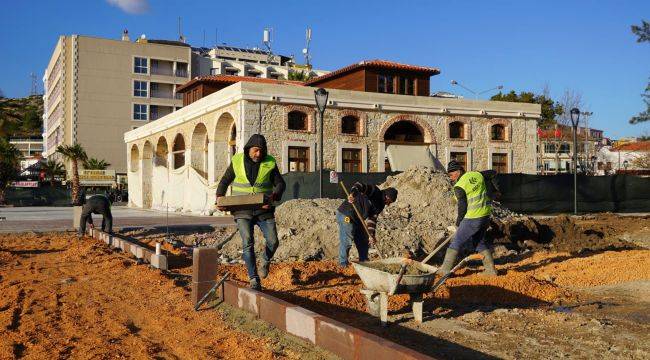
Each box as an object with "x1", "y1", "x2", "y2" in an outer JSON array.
[
  {"x1": 591, "y1": 155, "x2": 597, "y2": 175},
  {"x1": 623, "y1": 160, "x2": 629, "y2": 173},
  {"x1": 570, "y1": 108, "x2": 580, "y2": 214},
  {"x1": 314, "y1": 88, "x2": 329, "y2": 198},
  {"x1": 450, "y1": 80, "x2": 503, "y2": 99}
]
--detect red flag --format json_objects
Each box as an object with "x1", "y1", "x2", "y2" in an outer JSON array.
[
  {"x1": 554, "y1": 128, "x2": 561, "y2": 138},
  {"x1": 537, "y1": 128, "x2": 543, "y2": 137}
]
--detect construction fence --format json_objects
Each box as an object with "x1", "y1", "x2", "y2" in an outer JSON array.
[{"x1": 280, "y1": 172, "x2": 650, "y2": 214}]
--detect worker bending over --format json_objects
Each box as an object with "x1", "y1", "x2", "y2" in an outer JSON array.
[
  {"x1": 79, "y1": 194, "x2": 113, "y2": 237},
  {"x1": 439, "y1": 160, "x2": 500, "y2": 276},
  {"x1": 216, "y1": 134, "x2": 285, "y2": 291},
  {"x1": 336, "y1": 182, "x2": 398, "y2": 266}
]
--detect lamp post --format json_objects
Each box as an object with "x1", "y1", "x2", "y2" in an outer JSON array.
[
  {"x1": 591, "y1": 155, "x2": 597, "y2": 175},
  {"x1": 450, "y1": 80, "x2": 503, "y2": 99},
  {"x1": 623, "y1": 160, "x2": 629, "y2": 173},
  {"x1": 570, "y1": 108, "x2": 580, "y2": 214},
  {"x1": 314, "y1": 88, "x2": 329, "y2": 198}
]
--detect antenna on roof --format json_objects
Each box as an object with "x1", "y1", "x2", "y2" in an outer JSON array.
[
  {"x1": 263, "y1": 27, "x2": 274, "y2": 63},
  {"x1": 30, "y1": 72, "x2": 39, "y2": 96},
  {"x1": 178, "y1": 17, "x2": 186, "y2": 43},
  {"x1": 214, "y1": 28, "x2": 218, "y2": 48},
  {"x1": 303, "y1": 27, "x2": 312, "y2": 68}
]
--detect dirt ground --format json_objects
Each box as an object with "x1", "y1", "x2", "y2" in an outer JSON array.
[{"x1": 0, "y1": 232, "x2": 334, "y2": 360}]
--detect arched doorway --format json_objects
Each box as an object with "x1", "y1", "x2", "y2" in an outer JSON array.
[
  {"x1": 191, "y1": 123, "x2": 208, "y2": 179},
  {"x1": 379, "y1": 117, "x2": 437, "y2": 171},
  {"x1": 142, "y1": 141, "x2": 153, "y2": 208},
  {"x1": 214, "y1": 112, "x2": 236, "y2": 180}
]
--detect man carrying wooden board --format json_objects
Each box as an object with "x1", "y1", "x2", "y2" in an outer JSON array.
[{"x1": 216, "y1": 134, "x2": 285, "y2": 290}]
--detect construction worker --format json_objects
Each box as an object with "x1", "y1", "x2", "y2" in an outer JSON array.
[
  {"x1": 216, "y1": 134, "x2": 285, "y2": 290},
  {"x1": 336, "y1": 182, "x2": 398, "y2": 266},
  {"x1": 78, "y1": 193, "x2": 113, "y2": 237},
  {"x1": 438, "y1": 160, "x2": 500, "y2": 276}
]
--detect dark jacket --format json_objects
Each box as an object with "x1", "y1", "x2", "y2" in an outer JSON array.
[
  {"x1": 337, "y1": 182, "x2": 385, "y2": 238},
  {"x1": 216, "y1": 134, "x2": 285, "y2": 220},
  {"x1": 454, "y1": 170, "x2": 500, "y2": 225}
]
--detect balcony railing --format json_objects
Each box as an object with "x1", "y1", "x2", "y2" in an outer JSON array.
[
  {"x1": 175, "y1": 93, "x2": 183, "y2": 100},
  {"x1": 175, "y1": 69, "x2": 188, "y2": 77},
  {"x1": 150, "y1": 67, "x2": 174, "y2": 76},
  {"x1": 150, "y1": 90, "x2": 175, "y2": 99}
]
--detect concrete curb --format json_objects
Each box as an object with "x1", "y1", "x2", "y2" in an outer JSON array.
[
  {"x1": 87, "y1": 228, "x2": 168, "y2": 270},
  {"x1": 191, "y1": 248, "x2": 431, "y2": 359}
]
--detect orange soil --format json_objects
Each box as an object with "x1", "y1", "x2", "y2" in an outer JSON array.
[
  {"x1": 218, "y1": 249, "x2": 650, "y2": 315},
  {"x1": 0, "y1": 232, "x2": 297, "y2": 359}
]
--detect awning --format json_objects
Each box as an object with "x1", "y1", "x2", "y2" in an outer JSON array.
[{"x1": 386, "y1": 144, "x2": 443, "y2": 171}]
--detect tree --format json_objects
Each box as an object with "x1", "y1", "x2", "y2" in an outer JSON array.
[
  {"x1": 21, "y1": 109, "x2": 41, "y2": 133},
  {"x1": 83, "y1": 157, "x2": 111, "y2": 170},
  {"x1": 490, "y1": 90, "x2": 563, "y2": 127},
  {"x1": 631, "y1": 20, "x2": 650, "y2": 124},
  {"x1": 0, "y1": 138, "x2": 21, "y2": 204},
  {"x1": 556, "y1": 89, "x2": 586, "y2": 126},
  {"x1": 56, "y1": 144, "x2": 88, "y2": 205},
  {"x1": 288, "y1": 70, "x2": 313, "y2": 82},
  {"x1": 41, "y1": 159, "x2": 65, "y2": 187}
]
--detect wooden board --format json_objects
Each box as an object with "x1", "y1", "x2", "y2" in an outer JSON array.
[{"x1": 217, "y1": 193, "x2": 266, "y2": 211}]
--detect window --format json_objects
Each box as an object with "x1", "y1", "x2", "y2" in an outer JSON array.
[
  {"x1": 559, "y1": 143, "x2": 570, "y2": 154},
  {"x1": 133, "y1": 104, "x2": 147, "y2": 120},
  {"x1": 210, "y1": 68, "x2": 219, "y2": 75},
  {"x1": 134, "y1": 57, "x2": 148, "y2": 74},
  {"x1": 449, "y1": 121, "x2": 465, "y2": 139},
  {"x1": 342, "y1": 149, "x2": 362, "y2": 173},
  {"x1": 225, "y1": 69, "x2": 239, "y2": 76},
  {"x1": 492, "y1": 153, "x2": 508, "y2": 173},
  {"x1": 133, "y1": 80, "x2": 147, "y2": 97},
  {"x1": 400, "y1": 77, "x2": 414, "y2": 95},
  {"x1": 544, "y1": 143, "x2": 556, "y2": 153},
  {"x1": 341, "y1": 115, "x2": 360, "y2": 135},
  {"x1": 288, "y1": 146, "x2": 309, "y2": 172},
  {"x1": 378, "y1": 75, "x2": 394, "y2": 93},
  {"x1": 288, "y1": 111, "x2": 308, "y2": 131},
  {"x1": 491, "y1": 124, "x2": 505, "y2": 141},
  {"x1": 172, "y1": 134, "x2": 185, "y2": 169},
  {"x1": 450, "y1": 152, "x2": 467, "y2": 169}
]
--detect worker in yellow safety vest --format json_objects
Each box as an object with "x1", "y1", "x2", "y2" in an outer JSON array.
[
  {"x1": 216, "y1": 134, "x2": 285, "y2": 290},
  {"x1": 438, "y1": 160, "x2": 501, "y2": 276}
]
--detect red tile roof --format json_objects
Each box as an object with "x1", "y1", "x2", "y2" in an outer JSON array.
[
  {"x1": 305, "y1": 60, "x2": 440, "y2": 86},
  {"x1": 176, "y1": 75, "x2": 304, "y2": 93},
  {"x1": 612, "y1": 141, "x2": 650, "y2": 152}
]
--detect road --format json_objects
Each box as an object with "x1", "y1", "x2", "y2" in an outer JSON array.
[{"x1": 0, "y1": 206, "x2": 234, "y2": 233}]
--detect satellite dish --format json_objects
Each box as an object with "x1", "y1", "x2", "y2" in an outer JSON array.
[{"x1": 302, "y1": 48, "x2": 308, "y2": 54}]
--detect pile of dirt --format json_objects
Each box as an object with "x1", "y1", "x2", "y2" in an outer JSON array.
[{"x1": 363, "y1": 262, "x2": 430, "y2": 275}]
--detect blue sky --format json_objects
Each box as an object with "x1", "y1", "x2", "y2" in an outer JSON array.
[{"x1": 1, "y1": 0, "x2": 648, "y2": 138}]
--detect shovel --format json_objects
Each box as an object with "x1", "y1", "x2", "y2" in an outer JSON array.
[{"x1": 339, "y1": 181, "x2": 386, "y2": 259}]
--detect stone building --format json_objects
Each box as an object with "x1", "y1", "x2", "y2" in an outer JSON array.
[{"x1": 124, "y1": 60, "x2": 540, "y2": 214}]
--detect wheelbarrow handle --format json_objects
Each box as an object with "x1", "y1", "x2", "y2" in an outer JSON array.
[{"x1": 421, "y1": 231, "x2": 455, "y2": 265}]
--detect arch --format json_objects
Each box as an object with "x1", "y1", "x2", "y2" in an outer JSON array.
[
  {"x1": 288, "y1": 110, "x2": 308, "y2": 131},
  {"x1": 191, "y1": 123, "x2": 209, "y2": 178},
  {"x1": 130, "y1": 144, "x2": 140, "y2": 172},
  {"x1": 155, "y1": 136, "x2": 168, "y2": 167},
  {"x1": 214, "y1": 112, "x2": 237, "y2": 180},
  {"x1": 379, "y1": 115, "x2": 434, "y2": 143},
  {"x1": 491, "y1": 124, "x2": 506, "y2": 141},
  {"x1": 142, "y1": 141, "x2": 153, "y2": 208},
  {"x1": 449, "y1": 121, "x2": 465, "y2": 139},
  {"x1": 172, "y1": 133, "x2": 186, "y2": 169}
]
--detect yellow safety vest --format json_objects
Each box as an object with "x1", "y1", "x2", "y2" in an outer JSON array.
[
  {"x1": 454, "y1": 171, "x2": 491, "y2": 219},
  {"x1": 231, "y1": 153, "x2": 276, "y2": 195}
]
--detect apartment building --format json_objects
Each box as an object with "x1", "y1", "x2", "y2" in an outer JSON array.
[
  {"x1": 9, "y1": 136, "x2": 44, "y2": 171},
  {"x1": 536, "y1": 124, "x2": 605, "y2": 174},
  {"x1": 42, "y1": 32, "x2": 191, "y2": 175},
  {"x1": 192, "y1": 45, "x2": 327, "y2": 80}
]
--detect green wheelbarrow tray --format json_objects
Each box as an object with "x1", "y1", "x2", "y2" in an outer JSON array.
[{"x1": 352, "y1": 258, "x2": 439, "y2": 295}]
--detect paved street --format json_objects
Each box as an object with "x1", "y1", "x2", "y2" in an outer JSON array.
[{"x1": 0, "y1": 206, "x2": 234, "y2": 233}]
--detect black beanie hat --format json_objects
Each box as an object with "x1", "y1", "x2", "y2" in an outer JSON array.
[
  {"x1": 382, "y1": 187, "x2": 398, "y2": 202},
  {"x1": 447, "y1": 160, "x2": 464, "y2": 173}
]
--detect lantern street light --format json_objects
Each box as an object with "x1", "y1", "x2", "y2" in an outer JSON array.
[
  {"x1": 591, "y1": 155, "x2": 597, "y2": 175},
  {"x1": 623, "y1": 160, "x2": 629, "y2": 172},
  {"x1": 569, "y1": 108, "x2": 581, "y2": 214},
  {"x1": 314, "y1": 88, "x2": 329, "y2": 198}
]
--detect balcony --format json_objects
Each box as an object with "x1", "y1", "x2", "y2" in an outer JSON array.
[
  {"x1": 175, "y1": 68, "x2": 188, "y2": 77},
  {"x1": 150, "y1": 59, "x2": 174, "y2": 76},
  {"x1": 150, "y1": 90, "x2": 175, "y2": 99},
  {"x1": 150, "y1": 105, "x2": 174, "y2": 121}
]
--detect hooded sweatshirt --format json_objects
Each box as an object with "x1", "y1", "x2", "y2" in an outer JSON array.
[{"x1": 216, "y1": 134, "x2": 286, "y2": 220}]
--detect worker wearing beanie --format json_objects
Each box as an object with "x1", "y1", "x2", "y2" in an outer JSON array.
[
  {"x1": 439, "y1": 160, "x2": 501, "y2": 276},
  {"x1": 336, "y1": 182, "x2": 398, "y2": 266}
]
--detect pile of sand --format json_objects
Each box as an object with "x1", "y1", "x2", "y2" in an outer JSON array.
[{"x1": 221, "y1": 166, "x2": 491, "y2": 262}]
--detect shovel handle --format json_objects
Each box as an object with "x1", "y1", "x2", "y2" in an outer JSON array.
[{"x1": 421, "y1": 231, "x2": 455, "y2": 265}]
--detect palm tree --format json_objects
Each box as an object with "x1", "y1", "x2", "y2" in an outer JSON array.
[
  {"x1": 83, "y1": 157, "x2": 111, "y2": 170},
  {"x1": 0, "y1": 139, "x2": 21, "y2": 204},
  {"x1": 56, "y1": 144, "x2": 87, "y2": 205},
  {"x1": 287, "y1": 70, "x2": 313, "y2": 82},
  {"x1": 41, "y1": 159, "x2": 65, "y2": 187}
]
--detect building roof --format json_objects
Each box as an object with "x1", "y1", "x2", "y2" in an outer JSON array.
[
  {"x1": 305, "y1": 60, "x2": 440, "y2": 86},
  {"x1": 176, "y1": 75, "x2": 304, "y2": 93},
  {"x1": 612, "y1": 141, "x2": 650, "y2": 152}
]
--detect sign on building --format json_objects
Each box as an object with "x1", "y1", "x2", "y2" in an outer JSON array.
[
  {"x1": 11, "y1": 181, "x2": 39, "y2": 188},
  {"x1": 79, "y1": 170, "x2": 116, "y2": 186}
]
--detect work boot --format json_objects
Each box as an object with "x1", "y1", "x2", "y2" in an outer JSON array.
[
  {"x1": 249, "y1": 278, "x2": 262, "y2": 291},
  {"x1": 436, "y1": 248, "x2": 458, "y2": 276},
  {"x1": 480, "y1": 249, "x2": 498, "y2": 276},
  {"x1": 259, "y1": 260, "x2": 270, "y2": 279}
]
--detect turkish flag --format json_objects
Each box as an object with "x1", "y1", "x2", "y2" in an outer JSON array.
[
  {"x1": 554, "y1": 129, "x2": 561, "y2": 138},
  {"x1": 537, "y1": 128, "x2": 543, "y2": 137}
]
